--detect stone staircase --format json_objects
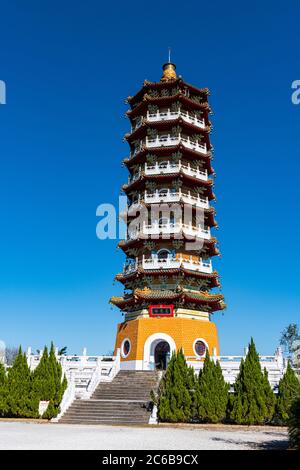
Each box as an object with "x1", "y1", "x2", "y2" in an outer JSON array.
[{"x1": 59, "y1": 370, "x2": 160, "y2": 425}]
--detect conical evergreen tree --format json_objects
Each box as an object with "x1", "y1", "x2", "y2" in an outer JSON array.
[
  {"x1": 289, "y1": 398, "x2": 300, "y2": 449},
  {"x1": 229, "y1": 338, "x2": 275, "y2": 425},
  {"x1": 49, "y1": 342, "x2": 66, "y2": 406},
  {"x1": 275, "y1": 362, "x2": 300, "y2": 425},
  {"x1": 32, "y1": 346, "x2": 55, "y2": 400},
  {"x1": 0, "y1": 361, "x2": 8, "y2": 416},
  {"x1": 194, "y1": 351, "x2": 229, "y2": 423},
  {"x1": 262, "y1": 367, "x2": 276, "y2": 423},
  {"x1": 32, "y1": 342, "x2": 68, "y2": 419},
  {"x1": 157, "y1": 349, "x2": 195, "y2": 422},
  {"x1": 7, "y1": 347, "x2": 39, "y2": 418}
]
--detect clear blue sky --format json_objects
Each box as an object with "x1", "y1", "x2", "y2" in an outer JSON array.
[{"x1": 0, "y1": 0, "x2": 299, "y2": 356}]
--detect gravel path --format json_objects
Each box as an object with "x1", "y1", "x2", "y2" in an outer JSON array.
[{"x1": 0, "y1": 421, "x2": 288, "y2": 450}]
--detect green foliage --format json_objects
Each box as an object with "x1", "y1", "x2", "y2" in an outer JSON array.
[
  {"x1": 0, "y1": 342, "x2": 67, "y2": 420},
  {"x1": 42, "y1": 400, "x2": 59, "y2": 420},
  {"x1": 280, "y1": 323, "x2": 299, "y2": 354},
  {"x1": 157, "y1": 349, "x2": 195, "y2": 423},
  {"x1": 194, "y1": 351, "x2": 229, "y2": 423},
  {"x1": 0, "y1": 361, "x2": 8, "y2": 415},
  {"x1": 229, "y1": 338, "x2": 275, "y2": 425},
  {"x1": 7, "y1": 347, "x2": 39, "y2": 418},
  {"x1": 275, "y1": 362, "x2": 300, "y2": 425},
  {"x1": 263, "y1": 368, "x2": 276, "y2": 422},
  {"x1": 32, "y1": 347, "x2": 55, "y2": 400},
  {"x1": 58, "y1": 346, "x2": 67, "y2": 356},
  {"x1": 32, "y1": 342, "x2": 68, "y2": 419},
  {"x1": 289, "y1": 398, "x2": 300, "y2": 449}
]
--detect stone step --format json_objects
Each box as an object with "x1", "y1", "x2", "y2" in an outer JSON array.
[
  {"x1": 60, "y1": 419, "x2": 147, "y2": 426},
  {"x1": 59, "y1": 371, "x2": 160, "y2": 425},
  {"x1": 69, "y1": 403, "x2": 148, "y2": 408},
  {"x1": 63, "y1": 411, "x2": 148, "y2": 419},
  {"x1": 64, "y1": 413, "x2": 148, "y2": 419},
  {"x1": 92, "y1": 393, "x2": 151, "y2": 398}
]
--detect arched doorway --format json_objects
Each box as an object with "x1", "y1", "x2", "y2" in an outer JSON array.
[
  {"x1": 143, "y1": 333, "x2": 176, "y2": 370},
  {"x1": 154, "y1": 340, "x2": 170, "y2": 370},
  {"x1": 157, "y1": 248, "x2": 170, "y2": 259}
]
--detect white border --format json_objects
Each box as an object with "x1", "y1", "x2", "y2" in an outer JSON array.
[
  {"x1": 121, "y1": 338, "x2": 131, "y2": 359},
  {"x1": 193, "y1": 338, "x2": 208, "y2": 358},
  {"x1": 143, "y1": 332, "x2": 176, "y2": 370}
]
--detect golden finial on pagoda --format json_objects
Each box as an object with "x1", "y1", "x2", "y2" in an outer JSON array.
[{"x1": 160, "y1": 47, "x2": 177, "y2": 81}]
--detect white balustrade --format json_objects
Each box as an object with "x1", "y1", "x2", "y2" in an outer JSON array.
[
  {"x1": 180, "y1": 256, "x2": 212, "y2": 273},
  {"x1": 27, "y1": 350, "x2": 121, "y2": 405},
  {"x1": 141, "y1": 221, "x2": 210, "y2": 239},
  {"x1": 142, "y1": 255, "x2": 181, "y2": 270},
  {"x1": 146, "y1": 134, "x2": 179, "y2": 149},
  {"x1": 180, "y1": 136, "x2": 207, "y2": 154},
  {"x1": 131, "y1": 134, "x2": 207, "y2": 157},
  {"x1": 181, "y1": 223, "x2": 211, "y2": 239},
  {"x1": 147, "y1": 109, "x2": 179, "y2": 123},
  {"x1": 144, "y1": 161, "x2": 208, "y2": 181},
  {"x1": 181, "y1": 163, "x2": 208, "y2": 181},
  {"x1": 122, "y1": 253, "x2": 212, "y2": 274},
  {"x1": 127, "y1": 221, "x2": 211, "y2": 241},
  {"x1": 186, "y1": 349, "x2": 287, "y2": 390},
  {"x1": 143, "y1": 221, "x2": 179, "y2": 235},
  {"x1": 146, "y1": 109, "x2": 205, "y2": 129},
  {"x1": 145, "y1": 162, "x2": 179, "y2": 175},
  {"x1": 144, "y1": 189, "x2": 209, "y2": 209}
]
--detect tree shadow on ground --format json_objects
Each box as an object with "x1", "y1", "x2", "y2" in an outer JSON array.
[{"x1": 211, "y1": 431, "x2": 289, "y2": 450}]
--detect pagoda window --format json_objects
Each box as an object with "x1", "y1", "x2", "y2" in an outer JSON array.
[
  {"x1": 157, "y1": 249, "x2": 171, "y2": 260},
  {"x1": 194, "y1": 339, "x2": 207, "y2": 357},
  {"x1": 159, "y1": 160, "x2": 169, "y2": 169},
  {"x1": 158, "y1": 188, "x2": 168, "y2": 196}
]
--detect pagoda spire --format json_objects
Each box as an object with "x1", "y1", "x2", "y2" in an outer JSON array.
[{"x1": 160, "y1": 55, "x2": 177, "y2": 82}]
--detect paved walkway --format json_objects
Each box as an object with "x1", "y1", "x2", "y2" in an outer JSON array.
[{"x1": 0, "y1": 421, "x2": 288, "y2": 450}]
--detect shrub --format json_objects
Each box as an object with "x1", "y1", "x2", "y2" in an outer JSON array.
[
  {"x1": 7, "y1": 347, "x2": 39, "y2": 418},
  {"x1": 194, "y1": 351, "x2": 229, "y2": 423},
  {"x1": 156, "y1": 349, "x2": 195, "y2": 422},
  {"x1": 229, "y1": 338, "x2": 275, "y2": 425},
  {"x1": 275, "y1": 362, "x2": 300, "y2": 425},
  {"x1": 289, "y1": 398, "x2": 300, "y2": 449},
  {"x1": 32, "y1": 342, "x2": 68, "y2": 419},
  {"x1": 0, "y1": 361, "x2": 8, "y2": 416}
]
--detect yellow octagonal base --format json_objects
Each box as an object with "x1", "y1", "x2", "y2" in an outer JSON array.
[{"x1": 114, "y1": 317, "x2": 220, "y2": 370}]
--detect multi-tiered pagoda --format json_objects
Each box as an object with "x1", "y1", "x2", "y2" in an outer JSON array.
[{"x1": 111, "y1": 62, "x2": 226, "y2": 370}]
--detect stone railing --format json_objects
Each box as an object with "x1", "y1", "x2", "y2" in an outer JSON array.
[
  {"x1": 147, "y1": 109, "x2": 205, "y2": 129},
  {"x1": 186, "y1": 349, "x2": 286, "y2": 390},
  {"x1": 27, "y1": 349, "x2": 121, "y2": 401},
  {"x1": 144, "y1": 161, "x2": 208, "y2": 181},
  {"x1": 144, "y1": 189, "x2": 209, "y2": 209},
  {"x1": 127, "y1": 221, "x2": 211, "y2": 241},
  {"x1": 131, "y1": 134, "x2": 207, "y2": 157},
  {"x1": 123, "y1": 254, "x2": 212, "y2": 274}
]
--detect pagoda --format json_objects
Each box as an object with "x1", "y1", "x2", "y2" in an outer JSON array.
[{"x1": 110, "y1": 62, "x2": 226, "y2": 370}]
